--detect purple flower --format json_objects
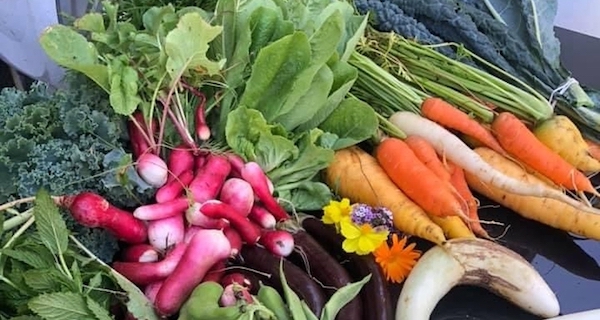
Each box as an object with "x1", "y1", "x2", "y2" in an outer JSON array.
[{"x1": 351, "y1": 204, "x2": 393, "y2": 230}]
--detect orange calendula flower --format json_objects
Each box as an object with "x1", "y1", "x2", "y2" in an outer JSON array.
[
  {"x1": 373, "y1": 234, "x2": 421, "y2": 283},
  {"x1": 321, "y1": 198, "x2": 352, "y2": 231}
]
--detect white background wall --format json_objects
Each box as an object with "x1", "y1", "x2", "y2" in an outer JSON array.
[{"x1": 555, "y1": 0, "x2": 600, "y2": 39}]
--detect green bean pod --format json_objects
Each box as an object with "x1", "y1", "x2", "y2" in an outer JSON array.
[
  {"x1": 178, "y1": 281, "x2": 242, "y2": 320},
  {"x1": 257, "y1": 283, "x2": 291, "y2": 320}
]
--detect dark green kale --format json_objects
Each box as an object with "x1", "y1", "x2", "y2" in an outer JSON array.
[{"x1": 0, "y1": 74, "x2": 154, "y2": 262}]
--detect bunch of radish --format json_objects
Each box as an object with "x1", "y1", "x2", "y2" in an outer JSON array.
[{"x1": 59, "y1": 145, "x2": 296, "y2": 317}]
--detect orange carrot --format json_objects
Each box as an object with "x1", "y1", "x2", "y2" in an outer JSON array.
[
  {"x1": 375, "y1": 138, "x2": 466, "y2": 218},
  {"x1": 446, "y1": 162, "x2": 490, "y2": 239},
  {"x1": 585, "y1": 139, "x2": 600, "y2": 162},
  {"x1": 405, "y1": 135, "x2": 451, "y2": 182},
  {"x1": 421, "y1": 97, "x2": 506, "y2": 155},
  {"x1": 492, "y1": 112, "x2": 597, "y2": 194}
]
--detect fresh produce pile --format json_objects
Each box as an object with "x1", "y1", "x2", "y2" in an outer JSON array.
[{"x1": 2, "y1": 0, "x2": 600, "y2": 319}]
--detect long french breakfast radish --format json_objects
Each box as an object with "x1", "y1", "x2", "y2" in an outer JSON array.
[
  {"x1": 186, "y1": 202, "x2": 229, "y2": 229},
  {"x1": 154, "y1": 229, "x2": 231, "y2": 316},
  {"x1": 223, "y1": 227, "x2": 243, "y2": 257},
  {"x1": 324, "y1": 147, "x2": 447, "y2": 245},
  {"x1": 241, "y1": 162, "x2": 289, "y2": 221},
  {"x1": 144, "y1": 281, "x2": 163, "y2": 304},
  {"x1": 155, "y1": 170, "x2": 194, "y2": 203},
  {"x1": 376, "y1": 138, "x2": 467, "y2": 218},
  {"x1": 137, "y1": 153, "x2": 169, "y2": 188},
  {"x1": 225, "y1": 153, "x2": 245, "y2": 178},
  {"x1": 148, "y1": 214, "x2": 185, "y2": 251},
  {"x1": 133, "y1": 197, "x2": 189, "y2": 220},
  {"x1": 197, "y1": 200, "x2": 262, "y2": 245},
  {"x1": 248, "y1": 204, "x2": 276, "y2": 229},
  {"x1": 112, "y1": 242, "x2": 187, "y2": 286},
  {"x1": 389, "y1": 112, "x2": 600, "y2": 213},
  {"x1": 60, "y1": 192, "x2": 147, "y2": 244},
  {"x1": 166, "y1": 144, "x2": 195, "y2": 182},
  {"x1": 189, "y1": 154, "x2": 231, "y2": 203},
  {"x1": 219, "y1": 178, "x2": 254, "y2": 216},
  {"x1": 128, "y1": 111, "x2": 155, "y2": 159},
  {"x1": 492, "y1": 112, "x2": 597, "y2": 194},
  {"x1": 466, "y1": 148, "x2": 600, "y2": 241},
  {"x1": 420, "y1": 97, "x2": 506, "y2": 155},
  {"x1": 258, "y1": 230, "x2": 295, "y2": 257},
  {"x1": 119, "y1": 244, "x2": 159, "y2": 263}
]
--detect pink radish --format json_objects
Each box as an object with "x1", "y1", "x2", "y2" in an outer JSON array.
[
  {"x1": 241, "y1": 162, "x2": 289, "y2": 221},
  {"x1": 137, "y1": 153, "x2": 169, "y2": 188},
  {"x1": 112, "y1": 242, "x2": 187, "y2": 286},
  {"x1": 258, "y1": 230, "x2": 295, "y2": 257},
  {"x1": 220, "y1": 283, "x2": 253, "y2": 307},
  {"x1": 148, "y1": 214, "x2": 185, "y2": 251},
  {"x1": 202, "y1": 260, "x2": 227, "y2": 283},
  {"x1": 195, "y1": 101, "x2": 211, "y2": 141},
  {"x1": 154, "y1": 229, "x2": 231, "y2": 316},
  {"x1": 225, "y1": 153, "x2": 245, "y2": 178},
  {"x1": 120, "y1": 244, "x2": 159, "y2": 263},
  {"x1": 61, "y1": 192, "x2": 147, "y2": 244},
  {"x1": 196, "y1": 200, "x2": 262, "y2": 245},
  {"x1": 248, "y1": 205, "x2": 276, "y2": 229},
  {"x1": 155, "y1": 170, "x2": 194, "y2": 203},
  {"x1": 166, "y1": 144, "x2": 195, "y2": 183},
  {"x1": 186, "y1": 202, "x2": 230, "y2": 229},
  {"x1": 195, "y1": 154, "x2": 207, "y2": 170},
  {"x1": 184, "y1": 225, "x2": 202, "y2": 244},
  {"x1": 189, "y1": 154, "x2": 231, "y2": 203},
  {"x1": 223, "y1": 227, "x2": 242, "y2": 257},
  {"x1": 221, "y1": 273, "x2": 252, "y2": 290},
  {"x1": 134, "y1": 198, "x2": 189, "y2": 220},
  {"x1": 144, "y1": 281, "x2": 163, "y2": 304},
  {"x1": 219, "y1": 178, "x2": 254, "y2": 216}
]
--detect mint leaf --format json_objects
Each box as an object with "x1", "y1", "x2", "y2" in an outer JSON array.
[
  {"x1": 86, "y1": 297, "x2": 113, "y2": 320},
  {"x1": 23, "y1": 269, "x2": 67, "y2": 293},
  {"x1": 28, "y1": 292, "x2": 95, "y2": 320},
  {"x1": 39, "y1": 25, "x2": 109, "y2": 92},
  {"x1": 108, "y1": 59, "x2": 142, "y2": 116},
  {"x1": 0, "y1": 249, "x2": 52, "y2": 269},
  {"x1": 165, "y1": 12, "x2": 224, "y2": 79},
  {"x1": 33, "y1": 190, "x2": 69, "y2": 255}
]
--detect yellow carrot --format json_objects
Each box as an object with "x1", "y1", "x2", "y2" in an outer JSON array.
[
  {"x1": 324, "y1": 146, "x2": 447, "y2": 245},
  {"x1": 465, "y1": 147, "x2": 600, "y2": 240},
  {"x1": 428, "y1": 216, "x2": 475, "y2": 239}
]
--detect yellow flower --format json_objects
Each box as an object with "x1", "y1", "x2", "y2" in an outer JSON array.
[
  {"x1": 373, "y1": 234, "x2": 421, "y2": 284},
  {"x1": 339, "y1": 217, "x2": 389, "y2": 255},
  {"x1": 321, "y1": 198, "x2": 351, "y2": 230}
]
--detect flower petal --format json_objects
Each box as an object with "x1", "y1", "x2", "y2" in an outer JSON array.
[
  {"x1": 340, "y1": 218, "x2": 361, "y2": 239},
  {"x1": 342, "y1": 237, "x2": 359, "y2": 253}
]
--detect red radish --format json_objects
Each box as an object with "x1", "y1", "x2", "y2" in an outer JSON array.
[
  {"x1": 221, "y1": 273, "x2": 252, "y2": 290},
  {"x1": 259, "y1": 230, "x2": 295, "y2": 257},
  {"x1": 144, "y1": 281, "x2": 163, "y2": 304},
  {"x1": 223, "y1": 227, "x2": 242, "y2": 257},
  {"x1": 128, "y1": 112, "x2": 155, "y2": 159},
  {"x1": 220, "y1": 283, "x2": 253, "y2": 307},
  {"x1": 202, "y1": 260, "x2": 227, "y2": 283},
  {"x1": 154, "y1": 229, "x2": 231, "y2": 316},
  {"x1": 61, "y1": 192, "x2": 147, "y2": 244},
  {"x1": 189, "y1": 154, "x2": 231, "y2": 203},
  {"x1": 195, "y1": 154, "x2": 207, "y2": 170},
  {"x1": 137, "y1": 153, "x2": 169, "y2": 188},
  {"x1": 148, "y1": 214, "x2": 185, "y2": 251},
  {"x1": 225, "y1": 153, "x2": 245, "y2": 178},
  {"x1": 134, "y1": 198, "x2": 189, "y2": 220},
  {"x1": 156, "y1": 170, "x2": 194, "y2": 203},
  {"x1": 241, "y1": 162, "x2": 289, "y2": 221},
  {"x1": 248, "y1": 205, "x2": 276, "y2": 229},
  {"x1": 195, "y1": 100, "x2": 211, "y2": 141},
  {"x1": 112, "y1": 242, "x2": 187, "y2": 286},
  {"x1": 219, "y1": 178, "x2": 254, "y2": 216},
  {"x1": 184, "y1": 225, "x2": 202, "y2": 244},
  {"x1": 196, "y1": 200, "x2": 262, "y2": 245},
  {"x1": 186, "y1": 202, "x2": 230, "y2": 229},
  {"x1": 120, "y1": 244, "x2": 159, "y2": 263},
  {"x1": 166, "y1": 144, "x2": 195, "y2": 183}
]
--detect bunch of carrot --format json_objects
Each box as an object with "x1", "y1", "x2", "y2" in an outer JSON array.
[{"x1": 326, "y1": 96, "x2": 600, "y2": 245}]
